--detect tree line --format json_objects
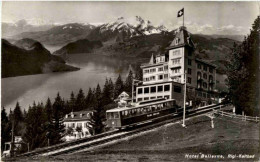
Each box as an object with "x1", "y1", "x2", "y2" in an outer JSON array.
[
  {"x1": 1, "y1": 69, "x2": 142, "y2": 153},
  {"x1": 225, "y1": 16, "x2": 259, "y2": 116}
]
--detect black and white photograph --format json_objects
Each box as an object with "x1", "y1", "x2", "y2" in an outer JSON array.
[{"x1": 1, "y1": 1, "x2": 259, "y2": 161}]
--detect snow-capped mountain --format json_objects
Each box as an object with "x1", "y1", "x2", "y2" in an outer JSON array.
[
  {"x1": 99, "y1": 16, "x2": 168, "y2": 37},
  {"x1": 87, "y1": 16, "x2": 169, "y2": 42}
]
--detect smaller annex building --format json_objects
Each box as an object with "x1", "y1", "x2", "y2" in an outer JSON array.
[{"x1": 64, "y1": 110, "x2": 94, "y2": 141}]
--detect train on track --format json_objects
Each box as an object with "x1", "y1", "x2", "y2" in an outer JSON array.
[{"x1": 106, "y1": 98, "x2": 192, "y2": 129}]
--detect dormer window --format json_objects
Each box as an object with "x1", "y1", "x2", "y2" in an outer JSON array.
[
  {"x1": 80, "y1": 113, "x2": 83, "y2": 118},
  {"x1": 65, "y1": 114, "x2": 68, "y2": 118},
  {"x1": 175, "y1": 38, "x2": 180, "y2": 45}
]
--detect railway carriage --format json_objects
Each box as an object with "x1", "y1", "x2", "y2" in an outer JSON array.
[{"x1": 106, "y1": 98, "x2": 178, "y2": 129}]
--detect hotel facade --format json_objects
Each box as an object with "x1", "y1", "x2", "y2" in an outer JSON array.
[{"x1": 135, "y1": 26, "x2": 218, "y2": 107}]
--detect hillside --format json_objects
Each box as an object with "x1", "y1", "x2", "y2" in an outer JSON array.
[
  {"x1": 91, "y1": 31, "x2": 238, "y2": 74},
  {"x1": 14, "y1": 38, "x2": 38, "y2": 50},
  {"x1": 17, "y1": 115, "x2": 259, "y2": 161},
  {"x1": 53, "y1": 39, "x2": 103, "y2": 55},
  {"x1": 1, "y1": 39, "x2": 79, "y2": 78},
  {"x1": 13, "y1": 23, "x2": 96, "y2": 46}
]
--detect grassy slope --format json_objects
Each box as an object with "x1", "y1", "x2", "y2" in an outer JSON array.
[{"x1": 18, "y1": 115, "x2": 259, "y2": 162}]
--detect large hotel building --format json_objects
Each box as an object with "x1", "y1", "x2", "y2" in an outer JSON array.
[{"x1": 135, "y1": 26, "x2": 218, "y2": 107}]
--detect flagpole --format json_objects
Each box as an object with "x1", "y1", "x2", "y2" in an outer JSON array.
[{"x1": 183, "y1": 8, "x2": 184, "y2": 27}]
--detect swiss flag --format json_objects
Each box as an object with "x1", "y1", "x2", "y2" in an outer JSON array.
[{"x1": 177, "y1": 8, "x2": 184, "y2": 17}]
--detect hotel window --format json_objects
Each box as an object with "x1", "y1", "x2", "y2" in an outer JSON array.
[
  {"x1": 137, "y1": 98, "x2": 143, "y2": 102},
  {"x1": 203, "y1": 82, "x2": 207, "y2": 89},
  {"x1": 164, "y1": 85, "x2": 170, "y2": 91},
  {"x1": 209, "y1": 75, "x2": 213, "y2": 82},
  {"x1": 188, "y1": 59, "x2": 192, "y2": 66},
  {"x1": 72, "y1": 123, "x2": 75, "y2": 128},
  {"x1": 197, "y1": 72, "x2": 202, "y2": 79},
  {"x1": 138, "y1": 88, "x2": 143, "y2": 94},
  {"x1": 172, "y1": 58, "x2": 180, "y2": 65},
  {"x1": 172, "y1": 49, "x2": 181, "y2": 56},
  {"x1": 203, "y1": 65, "x2": 207, "y2": 71},
  {"x1": 144, "y1": 78, "x2": 149, "y2": 81},
  {"x1": 203, "y1": 73, "x2": 207, "y2": 79},
  {"x1": 150, "y1": 68, "x2": 156, "y2": 73},
  {"x1": 209, "y1": 68, "x2": 213, "y2": 73},
  {"x1": 187, "y1": 77, "x2": 192, "y2": 84},
  {"x1": 144, "y1": 97, "x2": 149, "y2": 101},
  {"x1": 77, "y1": 123, "x2": 82, "y2": 128},
  {"x1": 188, "y1": 68, "x2": 192, "y2": 75},
  {"x1": 144, "y1": 87, "x2": 149, "y2": 94},
  {"x1": 84, "y1": 122, "x2": 87, "y2": 128},
  {"x1": 175, "y1": 38, "x2": 180, "y2": 45},
  {"x1": 150, "y1": 76, "x2": 155, "y2": 81},
  {"x1": 151, "y1": 86, "x2": 156, "y2": 93},
  {"x1": 158, "y1": 67, "x2": 163, "y2": 71},
  {"x1": 158, "y1": 86, "x2": 163, "y2": 92},
  {"x1": 150, "y1": 97, "x2": 156, "y2": 100},
  {"x1": 197, "y1": 83, "x2": 202, "y2": 89},
  {"x1": 144, "y1": 69, "x2": 149, "y2": 74},
  {"x1": 159, "y1": 75, "x2": 163, "y2": 80},
  {"x1": 197, "y1": 64, "x2": 201, "y2": 69},
  {"x1": 173, "y1": 68, "x2": 180, "y2": 74},
  {"x1": 164, "y1": 74, "x2": 168, "y2": 79},
  {"x1": 164, "y1": 65, "x2": 168, "y2": 71},
  {"x1": 157, "y1": 96, "x2": 163, "y2": 98},
  {"x1": 174, "y1": 85, "x2": 182, "y2": 93}
]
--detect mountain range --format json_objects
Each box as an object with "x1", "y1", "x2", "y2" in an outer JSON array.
[
  {"x1": 13, "y1": 23, "x2": 96, "y2": 46},
  {"x1": 2, "y1": 39, "x2": 79, "y2": 78},
  {"x1": 2, "y1": 16, "x2": 242, "y2": 76}
]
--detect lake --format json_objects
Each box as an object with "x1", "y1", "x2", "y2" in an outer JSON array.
[{"x1": 1, "y1": 54, "x2": 140, "y2": 112}]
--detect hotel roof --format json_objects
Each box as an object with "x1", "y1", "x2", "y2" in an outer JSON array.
[
  {"x1": 64, "y1": 110, "x2": 95, "y2": 122},
  {"x1": 195, "y1": 58, "x2": 217, "y2": 68}
]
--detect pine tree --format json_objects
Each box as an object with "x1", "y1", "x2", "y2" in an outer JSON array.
[
  {"x1": 114, "y1": 74, "x2": 124, "y2": 99},
  {"x1": 225, "y1": 16, "x2": 259, "y2": 116},
  {"x1": 13, "y1": 102, "x2": 23, "y2": 123},
  {"x1": 108, "y1": 78, "x2": 114, "y2": 99},
  {"x1": 135, "y1": 64, "x2": 143, "y2": 81},
  {"x1": 23, "y1": 102, "x2": 47, "y2": 150},
  {"x1": 69, "y1": 91, "x2": 76, "y2": 112},
  {"x1": 1, "y1": 107, "x2": 11, "y2": 152},
  {"x1": 85, "y1": 88, "x2": 94, "y2": 109},
  {"x1": 124, "y1": 70, "x2": 133, "y2": 95},
  {"x1": 45, "y1": 98, "x2": 52, "y2": 122},
  {"x1": 102, "y1": 78, "x2": 113, "y2": 106},
  {"x1": 92, "y1": 84, "x2": 105, "y2": 134},
  {"x1": 75, "y1": 89, "x2": 86, "y2": 111},
  {"x1": 13, "y1": 102, "x2": 24, "y2": 136},
  {"x1": 49, "y1": 93, "x2": 65, "y2": 145}
]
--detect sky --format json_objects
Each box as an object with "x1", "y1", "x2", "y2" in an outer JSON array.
[{"x1": 1, "y1": 1, "x2": 260, "y2": 35}]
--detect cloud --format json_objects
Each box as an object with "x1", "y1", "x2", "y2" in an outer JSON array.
[{"x1": 166, "y1": 21, "x2": 249, "y2": 35}]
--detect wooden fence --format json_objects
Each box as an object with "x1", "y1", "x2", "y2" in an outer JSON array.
[{"x1": 213, "y1": 110, "x2": 259, "y2": 122}]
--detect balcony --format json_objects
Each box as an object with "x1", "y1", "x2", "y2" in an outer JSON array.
[{"x1": 169, "y1": 64, "x2": 181, "y2": 69}]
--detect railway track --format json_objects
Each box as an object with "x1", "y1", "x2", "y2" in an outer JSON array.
[{"x1": 17, "y1": 104, "x2": 224, "y2": 157}]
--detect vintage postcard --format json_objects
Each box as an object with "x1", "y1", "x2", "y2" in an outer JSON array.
[{"x1": 1, "y1": 1, "x2": 259, "y2": 161}]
